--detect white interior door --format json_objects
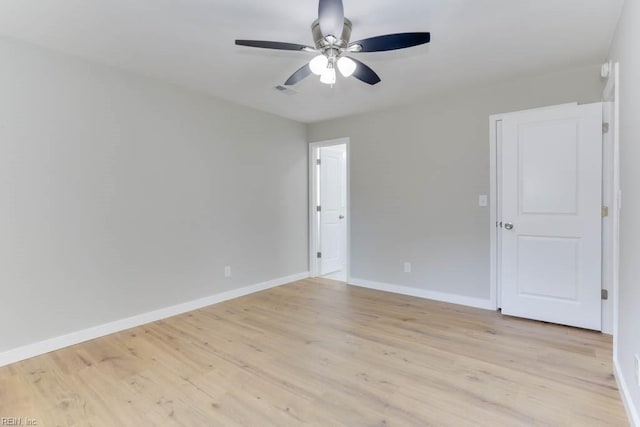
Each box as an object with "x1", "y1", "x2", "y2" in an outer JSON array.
[
  {"x1": 500, "y1": 103, "x2": 602, "y2": 330},
  {"x1": 319, "y1": 147, "x2": 345, "y2": 275}
]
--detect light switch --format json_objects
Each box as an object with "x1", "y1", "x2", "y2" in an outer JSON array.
[{"x1": 479, "y1": 194, "x2": 488, "y2": 207}]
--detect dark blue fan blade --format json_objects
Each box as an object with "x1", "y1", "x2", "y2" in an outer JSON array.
[
  {"x1": 349, "y1": 32, "x2": 431, "y2": 52},
  {"x1": 285, "y1": 64, "x2": 312, "y2": 86},
  {"x1": 318, "y1": 0, "x2": 344, "y2": 38},
  {"x1": 235, "y1": 40, "x2": 314, "y2": 51},
  {"x1": 347, "y1": 57, "x2": 381, "y2": 85}
]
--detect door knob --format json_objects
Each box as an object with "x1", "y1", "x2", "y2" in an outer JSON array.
[
  {"x1": 339, "y1": 215, "x2": 345, "y2": 219},
  {"x1": 504, "y1": 223, "x2": 514, "y2": 230}
]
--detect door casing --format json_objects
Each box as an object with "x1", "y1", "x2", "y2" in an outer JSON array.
[
  {"x1": 601, "y1": 61, "x2": 620, "y2": 350},
  {"x1": 309, "y1": 138, "x2": 351, "y2": 280}
]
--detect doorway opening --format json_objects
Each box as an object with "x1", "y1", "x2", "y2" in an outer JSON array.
[{"x1": 309, "y1": 138, "x2": 350, "y2": 282}]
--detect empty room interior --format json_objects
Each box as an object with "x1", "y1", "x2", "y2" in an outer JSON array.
[{"x1": 1, "y1": 0, "x2": 640, "y2": 425}]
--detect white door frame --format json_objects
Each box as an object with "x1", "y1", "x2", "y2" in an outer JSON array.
[
  {"x1": 602, "y1": 61, "x2": 620, "y2": 347},
  {"x1": 489, "y1": 99, "x2": 618, "y2": 334},
  {"x1": 309, "y1": 138, "x2": 351, "y2": 280}
]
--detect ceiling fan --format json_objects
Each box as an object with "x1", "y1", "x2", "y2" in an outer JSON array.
[{"x1": 235, "y1": 0, "x2": 431, "y2": 86}]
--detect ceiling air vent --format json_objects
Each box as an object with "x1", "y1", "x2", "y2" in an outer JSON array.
[{"x1": 273, "y1": 85, "x2": 298, "y2": 96}]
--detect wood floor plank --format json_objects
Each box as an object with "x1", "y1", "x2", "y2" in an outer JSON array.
[{"x1": 0, "y1": 279, "x2": 628, "y2": 426}]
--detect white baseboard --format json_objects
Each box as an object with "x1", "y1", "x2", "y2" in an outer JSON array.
[
  {"x1": 615, "y1": 358, "x2": 640, "y2": 427},
  {"x1": 0, "y1": 271, "x2": 309, "y2": 368},
  {"x1": 349, "y1": 277, "x2": 495, "y2": 310}
]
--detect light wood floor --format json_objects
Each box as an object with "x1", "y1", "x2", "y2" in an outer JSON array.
[{"x1": 0, "y1": 278, "x2": 628, "y2": 426}]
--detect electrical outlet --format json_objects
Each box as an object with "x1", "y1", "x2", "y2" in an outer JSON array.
[
  {"x1": 404, "y1": 262, "x2": 412, "y2": 273},
  {"x1": 224, "y1": 266, "x2": 231, "y2": 278},
  {"x1": 635, "y1": 354, "x2": 640, "y2": 387},
  {"x1": 478, "y1": 194, "x2": 488, "y2": 207}
]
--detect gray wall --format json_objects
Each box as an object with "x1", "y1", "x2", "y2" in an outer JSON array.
[
  {"x1": 0, "y1": 37, "x2": 308, "y2": 353},
  {"x1": 308, "y1": 65, "x2": 603, "y2": 300},
  {"x1": 609, "y1": 0, "x2": 640, "y2": 420}
]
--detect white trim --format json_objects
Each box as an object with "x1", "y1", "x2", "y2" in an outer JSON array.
[
  {"x1": 489, "y1": 118, "x2": 502, "y2": 310},
  {"x1": 349, "y1": 277, "x2": 495, "y2": 310},
  {"x1": 0, "y1": 271, "x2": 310, "y2": 368},
  {"x1": 600, "y1": 61, "x2": 620, "y2": 338},
  {"x1": 603, "y1": 61, "x2": 616, "y2": 102},
  {"x1": 308, "y1": 137, "x2": 351, "y2": 282},
  {"x1": 605, "y1": 62, "x2": 621, "y2": 354},
  {"x1": 601, "y1": 101, "x2": 615, "y2": 335},
  {"x1": 615, "y1": 358, "x2": 640, "y2": 427},
  {"x1": 489, "y1": 118, "x2": 498, "y2": 309}
]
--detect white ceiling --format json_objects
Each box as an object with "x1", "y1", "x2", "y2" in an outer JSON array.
[{"x1": 0, "y1": 0, "x2": 624, "y2": 123}]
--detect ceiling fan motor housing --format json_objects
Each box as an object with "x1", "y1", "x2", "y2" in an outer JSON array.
[{"x1": 312, "y1": 18, "x2": 353, "y2": 50}]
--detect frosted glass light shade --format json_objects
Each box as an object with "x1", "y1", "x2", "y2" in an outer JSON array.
[
  {"x1": 337, "y1": 57, "x2": 357, "y2": 77},
  {"x1": 320, "y1": 67, "x2": 336, "y2": 85},
  {"x1": 309, "y1": 55, "x2": 329, "y2": 75}
]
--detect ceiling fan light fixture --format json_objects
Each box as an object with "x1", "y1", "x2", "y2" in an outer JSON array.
[
  {"x1": 309, "y1": 54, "x2": 329, "y2": 75},
  {"x1": 337, "y1": 56, "x2": 357, "y2": 77},
  {"x1": 320, "y1": 66, "x2": 336, "y2": 85},
  {"x1": 236, "y1": 0, "x2": 432, "y2": 87}
]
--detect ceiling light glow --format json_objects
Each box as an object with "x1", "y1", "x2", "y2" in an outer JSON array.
[
  {"x1": 309, "y1": 55, "x2": 329, "y2": 75},
  {"x1": 337, "y1": 57, "x2": 357, "y2": 77},
  {"x1": 320, "y1": 67, "x2": 336, "y2": 85}
]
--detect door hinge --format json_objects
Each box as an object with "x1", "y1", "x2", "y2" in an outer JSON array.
[
  {"x1": 317, "y1": 205, "x2": 321, "y2": 212},
  {"x1": 601, "y1": 289, "x2": 609, "y2": 300},
  {"x1": 316, "y1": 158, "x2": 321, "y2": 165},
  {"x1": 602, "y1": 206, "x2": 609, "y2": 217},
  {"x1": 317, "y1": 252, "x2": 322, "y2": 259},
  {"x1": 603, "y1": 122, "x2": 610, "y2": 133}
]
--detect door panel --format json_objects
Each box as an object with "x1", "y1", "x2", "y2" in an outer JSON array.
[
  {"x1": 320, "y1": 148, "x2": 343, "y2": 275},
  {"x1": 501, "y1": 103, "x2": 602, "y2": 330},
  {"x1": 520, "y1": 120, "x2": 578, "y2": 214},
  {"x1": 517, "y1": 236, "x2": 579, "y2": 300}
]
